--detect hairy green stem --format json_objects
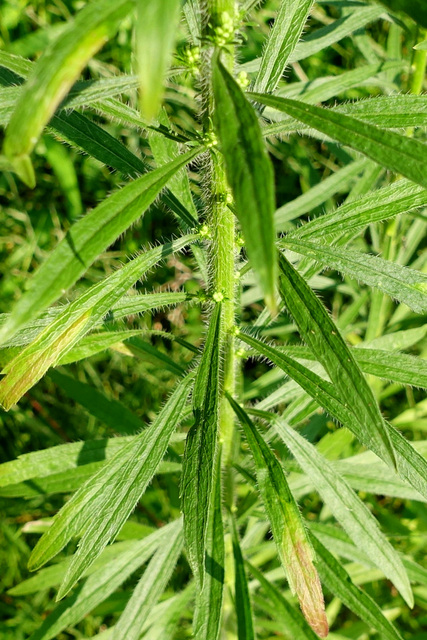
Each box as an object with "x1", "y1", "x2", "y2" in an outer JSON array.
[{"x1": 201, "y1": 0, "x2": 238, "y2": 507}]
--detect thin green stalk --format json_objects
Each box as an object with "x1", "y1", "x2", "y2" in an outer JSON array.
[{"x1": 201, "y1": 0, "x2": 238, "y2": 508}]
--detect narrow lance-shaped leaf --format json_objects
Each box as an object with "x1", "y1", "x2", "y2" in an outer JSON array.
[
  {"x1": 27, "y1": 372, "x2": 193, "y2": 599},
  {"x1": 181, "y1": 304, "x2": 222, "y2": 587},
  {"x1": 3, "y1": 0, "x2": 134, "y2": 187},
  {"x1": 290, "y1": 179, "x2": 427, "y2": 240},
  {"x1": 26, "y1": 524, "x2": 177, "y2": 640},
  {"x1": 249, "y1": 93, "x2": 427, "y2": 190},
  {"x1": 253, "y1": 0, "x2": 314, "y2": 95},
  {"x1": 212, "y1": 55, "x2": 278, "y2": 314},
  {"x1": 0, "y1": 148, "x2": 200, "y2": 347},
  {"x1": 310, "y1": 534, "x2": 404, "y2": 640},
  {"x1": 193, "y1": 450, "x2": 225, "y2": 640},
  {"x1": 247, "y1": 561, "x2": 322, "y2": 640},
  {"x1": 231, "y1": 516, "x2": 255, "y2": 640},
  {"x1": 282, "y1": 237, "x2": 427, "y2": 313},
  {"x1": 136, "y1": 0, "x2": 181, "y2": 121},
  {"x1": 0, "y1": 234, "x2": 197, "y2": 410},
  {"x1": 113, "y1": 518, "x2": 184, "y2": 640},
  {"x1": 271, "y1": 416, "x2": 413, "y2": 608},
  {"x1": 240, "y1": 332, "x2": 427, "y2": 503},
  {"x1": 277, "y1": 253, "x2": 396, "y2": 469},
  {"x1": 227, "y1": 395, "x2": 328, "y2": 638}
]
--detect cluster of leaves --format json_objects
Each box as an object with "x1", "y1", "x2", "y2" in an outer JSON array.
[{"x1": 1, "y1": 0, "x2": 427, "y2": 639}]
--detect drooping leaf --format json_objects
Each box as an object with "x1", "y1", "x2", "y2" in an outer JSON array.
[
  {"x1": 231, "y1": 516, "x2": 255, "y2": 640},
  {"x1": 253, "y1": 0, "x2": 314, "y2": 94},
  {"x1": 193, "y1": 451, "x2": 225, "y2": 640},
  {"x1": 212, "y1": 55, "x2": 278, "y2": 314},
  {"x1": 249, "y1": 93, "x2": 427, "y2": 190},
  {"x1": 281, "y1": 237, "x2": 427, "y2": 313},
  {"x1": 277, "y1": 253, "x2": 396, "y2": 469},
  {"x1": 0, "y1": 149, "x2": 200, "y2": 348},
  {"x1": 136, "y1": 0, "x2": 181, "y2": 121},
  {"x1": 271, "y1": 416, "x2": 413, "y2": 608},
  {"x1": 181, "y1": 304, "x2": 222, "y2": 587},
  {"x1": 28, "y1": 374, "x2": 193, "y2": 600},
  {"x1": 3, "y1": 0, "x2": 134, "y2": 186},
  {"x1": 247, "y1": 560, "x2": 319, "y2": 640},
  {"x1": 227, "y1": 396, "x2": 328, "y2": 638},
  {"x1": 113, "y1": 518, "x2": 184, "y2": 640},
  {"x1": 310, "y1": 534, "x2": 404, "y2": 640},
  {"x1": 0, "y1": 235, "x2": 197, "y2": 409},
  {"x1": 240, "y1": 333, "x2": 427, "y2": 502}
]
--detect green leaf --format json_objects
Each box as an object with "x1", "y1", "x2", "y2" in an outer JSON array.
[
  {"x1": 277, "y1": 253, "x2": 396, "y2": 469},
  {"x1": 246, "y1": 561, "x2": 322, "y2": 640},
  {"x1": 113, "y1": 518, "x2": 183, "y2": 640},
  {"x1": 49, "y1": 370, "x2": 143, "y2": 433},
  {"x1": 241, "y1": 333, "x2": 427, "y2": 502},
  {"x1": 181, "y1": 304, "x2": 222, "y2": 587},
  {"x1": 372, "y1": 0, "x2": 427, "y2": 29},
  {"x1": 249, "y1": 93, "x2": 427, "y2": 189},
  {"x1": 212, "y1": 55, "x2": 278, "y2": 314},
  {"x1": 0, "y1": 149, "x2": 200, "y2": 348},
  {"x1": 136, "y1": 0, "x2": 181, "y2": 121},
  {"x1": 0, "y1": 234, "x2": 197, "y2": 409},
  {"x1": 275, "y1": 345, "x2": 427, "y2": 391},
  {"x1": 290, "y1": 179, "x2": 427, "y2": 240},
  {"x1": 242, "y1": 5, "x2": 384, "y2": 73},
  {"x1": 310, "y1": 535, "x2": 403, "y2": 640},
  {"x1": 26, "y1": 523, "x2": 177, "y2": 640},
  {"x1": 231, "y1": 516, "x2": 255, "y2": 640},
  {"x1": 28, "y1": 374, "x2": 193, "y2": 599},
  {"x1": 275, "y1": 158, "x2": 370, "y2": 229},
  {"x1": 193, "y1": 452, "x2": 225, "y2": 640},
  {"x1": 253, "y1": 0, "x2": 314, "y2": 94},
  {"x1": 227, "y1": 396, "x2": 328, "y2": 638},
  {"x1": 271, "y1": 417, "x2": 413, "y2": 608},
  {"x1": 3, "y1": 0, "x2": 134, "y2": 185},
  {"x1": 281, "y1": 238, "x2": 427, "y2": 313}
]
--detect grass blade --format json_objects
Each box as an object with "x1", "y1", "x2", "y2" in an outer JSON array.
[
  {"x1": 272, "y1": 417, "x2": 413, "y2": 608},
  {"x1": 0, "y1": 149, "x2": 200, "y2": 347},
  {"x1": 113, "y1": 518, "x2": 183, "y2": 640},
  {"x1": 277, "y1": 253, "x2": 396, "y2": 469},
  {"x1": 249, "y1": 93, "x2": 427, "y2": 190},
  {"x1": 227, "y1": 396, "x2": 328, "y2": 638},
  {"x1": 212, "y1": 55, "x2": 277, "y2": 314},
  {"x1": 253, "y1": 0, "x2": 314, "y2": 95},
  {"x1": 28, "y1": 374, "x2": 193, "y2": 597},
  {"x1": 373, "y1": 0, "x2": 427, "y2": 29},
  {"x1": 3, "y1": 0, "x2": 134, "y2": 186},
  {"x1": 181, "y1": 304, "x2": 222, "y2": 587},
  {"x1": 282, "y1": 238, "x2": 427, "y2": 313},
  {"x1": 26, "y1": 524, "x2": 176, "y2": 640}
]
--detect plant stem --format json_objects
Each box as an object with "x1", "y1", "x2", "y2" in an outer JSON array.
[{"x1": 201, "y1": 0, "x2": 237, "y2": 508}]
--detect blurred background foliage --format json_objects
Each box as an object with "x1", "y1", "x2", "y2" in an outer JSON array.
[{"x1": 0, "y1": 1, "x2": 427, "y2": 638}]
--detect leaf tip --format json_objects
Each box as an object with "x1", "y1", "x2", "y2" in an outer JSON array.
[{"x1": 11, "y1": 154, "x2": 36, "y2": 189}]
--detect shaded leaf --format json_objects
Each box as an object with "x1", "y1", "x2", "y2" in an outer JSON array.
[{"x1": 227, "y1": 396, "x2": 328, "y2": 637}]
